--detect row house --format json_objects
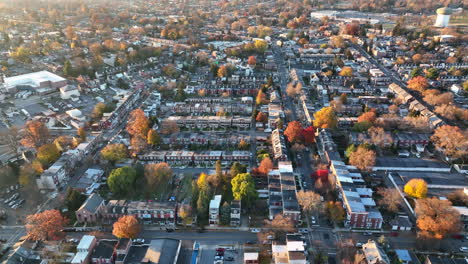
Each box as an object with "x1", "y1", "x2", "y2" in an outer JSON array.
[
  {"x1": 162, "y1": 132, "x2": 250, "y2": 147},
  {"x1": 138, "y1": 151, "x2": 251, "y2": 165},
  {"x1": 230, "y1": 200, "x2": 241, "y2": 226},
  {"x1": 165, "y1": 116, "x2": 251, "y2": 129},
  {"x1": 103, "y1": 200, "x2": 177, "y2": 226},
  {"x1": 36, "y1": 150, "x2": 79, "y2": 190},
  {"x1": 271, "y1": 129, "x2": 289, "y2": 161},
  {"x1": 394, "y1": 133, "x2": 430, "y2": 147},
  {"x1": 169, "y1": 102, "x2": 252, "y2": 115},
  {"x1": 196, "y1": 83, "x2": 259, "y2": 96}
]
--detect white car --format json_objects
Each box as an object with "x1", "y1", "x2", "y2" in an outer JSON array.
[
  {"x1": 460, "y1": 247, "x2": 468, "y2": 252},
  {"x1": 250, "y1": 228, "x2": 260, "y2": 233},
  {"x1": 356, "y1": 243, "x2": 363, "y2": 248},
  {"x1": 311, "y1": 216, "x2": 316, "y2": 225}
]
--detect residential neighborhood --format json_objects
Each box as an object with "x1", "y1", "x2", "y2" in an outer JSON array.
[{"x1": 0, "y1": 0, "x2": 466, "y2": 264}]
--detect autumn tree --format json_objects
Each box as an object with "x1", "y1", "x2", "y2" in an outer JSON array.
[
  {"x1": 256, "y1": 112, "x2": 268, "y2": 126},
  {"x1": 265, "y1": 214, "x2": 295, "y2": 240},
  {"x1": 92, "y1": 102, "x2": 114, "y2": 120},
  {"x1": 339, "y1": 66, "x2": 353, "y2": 77},
  {"x1": 423, "y1": 92, "x2": 453, "y2": 106},
  {"x1": 220, "y1": 202, "x2": 231, "y2": 225},
  {"x1": 19, "y1": 163, "x2": 39, "y2": 186},
  {"x1": 404, "y1": 178, "x2": 427, "y2": 199},
  {"x1": 217, "y1": 65, "x2": 228, "y2": 78},
  {"x1": 349, "y1": 146, "x2": 376, "y2": 171},
  {"x1": 230, "y1": 162, "x2": 247, "y2": 178},
  {"x1": 368, "y1": 126, "x2": 393, "y2": 148},
  {"x1": 286, "y1": 82, "x2": 303, "y2": 97},
  {"x1": 130, "y1": 136, "x2": 147, "y2": 154},
  {"x1": 326, "y1": 201, "x2": 345, "y2": 223},
  {"x1": 258, "y1": 157, "x2": 273, "y2": 175},
  {"x1": 415, "y1": 198, "x2": 461, "y2": 239},
  {"x1": 147, "y1": 129, "x2": 161, "y2": 146},
  {"x1": 144, "y1": 162, "x2": 173, "y2": 191},
  {"x1": 77, "y1": 127, "x2": 86, "y2": 142},
  {"x1": 248, "y1": 56, "x2": 257, "y2": 66},
  {"x1": 107, "y1": 166, "x2": 137, "y2": 195},
  {"x1": 377, "y1": 188, "x2": 402, "y2": 213},
  {"x1": 26, "y1": 210, "x2": 68, "y2": 241},
  {"x1": 447, "y1": 190, "x2": 468, "y2": 207},
  {"x1": 284, "y1": 121, "x2": 304, "y2": 143},
  {"x1": 254, "y1": 39, "x2": 268, "y2": 53},
  {"x1": 255, "y1": 90, "x2": 268, "y2": 105},
  {"x1": 113, "y1": 215, "x2": 141, "y2": 239},
  {"x1": 231, "y1": 173, "x2": 257, "y2": 208},
  {"x1": 178, "y1": 204, "x2": 192, "y2": 226},
  {"x1": 407, "y1": 76, "x2": 428, "y2": 93},
  {"x1": 21, "y1": 120, "x2": 49, "y2": 148},
  {"x1": 357, "y1": 111, "x2": 377, "y2": 123},
  {"x1": 37, "y1": 144, "x2": 60, "y2": 166},
  {"x1": 160, "y1": 120, "x2": 180, "y2": 135},
  {"x1": 127, "y1": 109, "x2": 149, "y2": 139},
  {"x1": 302, "y1": 126, "x2": 316, "y2": 145},
  {"x1": 238, "y1": 139, "x2": 249, "y2": 150},
  {"x1": 431, "y1": 125, "x2": 468, "y2": 160},
  {"x1": 101, "y1": 144, "x2": 128, "y2": 164},
  {"x1": 297, "y1": 191, "x2": 322, "y2": 213},
  {"x1": 313, "y1": 107, "x2": 337, "y2": 128}
]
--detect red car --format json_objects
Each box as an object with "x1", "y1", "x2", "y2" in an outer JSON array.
[{"x1": 216, "y1": 248, "x2": 225, "y2": 252}]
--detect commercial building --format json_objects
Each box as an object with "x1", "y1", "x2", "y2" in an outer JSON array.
[{"x1": 3, "y1": 70, "x2": 67, "y2": 94}]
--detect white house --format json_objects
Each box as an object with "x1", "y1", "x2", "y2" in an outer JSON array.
[{"x1": 60, "y1": 85, "x2": 80, "y2": 99}]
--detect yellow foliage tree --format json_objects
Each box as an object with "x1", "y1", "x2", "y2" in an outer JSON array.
[
  {"x1": 404, "y1": 178, "x2": 428, "y2": 199},
  {"x1": 313, "y1": 107, "x2": 337, "y2": 128}
]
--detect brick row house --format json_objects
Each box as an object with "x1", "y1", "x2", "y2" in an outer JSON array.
[
  {"x1": 165, "y1": 116, "x2": 251, "y2": 129},
  {"x1": 162, "y1": 132, "x2": 250, "y2": 147},
  {"x1": 138, "y1": 150, "x2": 251, "y2": 166}
]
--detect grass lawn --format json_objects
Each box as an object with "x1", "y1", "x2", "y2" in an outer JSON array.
[{"x1": 176, "y1": 173, "x2": 193, "y2": 202}]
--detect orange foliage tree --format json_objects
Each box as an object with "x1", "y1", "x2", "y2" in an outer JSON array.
[
  {"x1": 284, "y1": 121, "x2": 304, "y2": 143},
  {"x1": 21, "y1": 120, "x2": 50, "y2": 148},
  {"x1": 126, "y1": 109, "x2": 149, "y2": 139},
  {"x1": 248, "y1": 56, "x2": 257, "y2": 66},
  {"x1": 431, "y1": 125, "x2": 468, "y2": 160},
  {"x1": 415, "y1": 198, "x2": 461, "y2": 239},
  {"x1": 357, "y1": 111, "x2": 377, "y2": 123},
  {"x1": 26, "y1": 210, "x2": 68, "y2": 241},
  {"x1": 407, "y1": 76, "x2": 428, "y2": 93},
  {"x1": 349, "y1": 146, "x2": 376, "y2": 171},
  {"x1": 258, "y1": 157, "x2": 273, "y2": 175},
  {"x1": 113, "y1": 215, "x2": 141, "y2": 239},
  {"x1": 256, "y1": 112, "x2": 268, "y2": 125}
]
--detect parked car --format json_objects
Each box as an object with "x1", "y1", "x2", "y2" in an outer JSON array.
[
  {"x1": 460, "y1": 247, "x2": 468, "y2": 253},
  {"x1": 250, "y1": 228, "x2": 260, "y2": 233},
  {"x1": 225, "y1": 256, "x2": 234, "y2": 261},
  {"x1": 311, "y1": 216, "x2": 316, "y2": 225},
  {"x1": 299, "y1": 228, "x2": 309, "y2": 233}
]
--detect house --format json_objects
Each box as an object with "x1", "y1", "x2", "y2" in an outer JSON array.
[
  {"x1": 209, "y1": 195, "x2": 222, "y2": 225},
  {"x1": 390, "y1": 215, "x2": 412, "y2": 231},
  {"x1": 90, "y1": 239, "x2": 118, "y2": 264},
  {"x1": 76, "y1": 193, "x2": 106, "y2": 224},
  {"x1": 271, "y1": 129, "x2": 288, "y2": 161},
  {"x1": 362, "y1": 240, "x2": 390, "y2": 264},
  {"x1": 60, "y1": 85, "x2": 80, "y2": 99},
  {"x1": 395, "y1": 249, "x2": 414, "y2": 264},
  {"x1": 72, "y1": 235, "x2": 97, "y2": 264},
  {"x1": 244, "y1": 252, "x2": 259, "y2": 264},
  {"x1": 120, "y1": 239, "x2": 181, "y2": 264},
  {"x1": 230, "y1": 200, "x2": 241, "y2": 226}
]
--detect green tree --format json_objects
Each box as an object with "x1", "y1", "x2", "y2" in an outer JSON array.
[
  {"x1": 410, "y1": 67, "x2": 423, "y2": 78},
  {"x1": 65, "y1": 188, "x2": 86, "y2": 212},
  {"x1": 107, "y1": 166, "x2": 137, "y2": 195},
  {"x1": 220, "y1": 202, "x2": 231, "y2": 225},
  {"x1": 230, "y1": 162, "x2": 246, "y2": 178},
  {"x1": 63, "y1": 60, "x2": 74, "y2": 77},
  {"x1": 37, "y1": 144, "x2": 60, "y2": 166},
  {"x1": 100, "y1": 144, "x2": 128, "y2": 164},
  {"x1": 231, "y1": 173, "x2": 257, "y2": 208},
  {"x1": 147, "y1": 129, "x2": 161, "y2": 146},
  {"x1": 426, "y1": 68, "x2": 439, "y2": 80},
  {"x1": 351, "y1": 121, "x2": 372, "y2": 132}
]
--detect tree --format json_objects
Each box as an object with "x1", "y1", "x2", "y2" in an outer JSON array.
[
  {"x1": 345, "y1": 144, "x2": 357, "y2": 159},
  {"x1": 248, "y1": 56, "x2": 257, "y2": 66},
  {"x1": 415, "y1": 198, "x2": 461, "y2": 239},
  {"x1": 431, "y1": 125, "x2": 467, "y2": 160},
  {"x1": 63, "y1": 60, "x2": 73, "y2": 77},
  {"x1": 127, "y1": 109, "x2": 149, "y2": 139},
  {"x1": 424, "y1": 92, "x2": 453, "y2": 106},
  {"x1": 297, "y1": 191, "x2": 322, "y2": 213},
  {"x1": 130, "y1": 136, "x2": 147, "y2": 154},
  {"x1": 410, "y1": 67, "x2": 423, "y2": 78},
  {"x1": 65, "y1": 188, "x2": 86, "y2": 212},
  {"x1": 407, "y1": 76, "x2": 428, "y2": 93},
  {"x1": 286, "y1": 82, "x2": 302, "y2": 97},
  {"x1": 37, "y1": 144, "x2": 60, "y2": 166},
  {"x1": 217, "y1": 65, "x2": 228, "y2": 78},
  {"x1": 19, "y1": 163, "x2": 38, "y2": 186},
  {"x1": 313, "y1": 107, "x2": 337, "y2": 128},
  {"x1": 107, "y1": 166, "x2": 137, "y2": 195},
  {"x1": 339, "y1": 66, "x2": 353, "y2": 77},
  {"x1": 160, "y1": 120, "x2": 180, "y2": 135},
  {"x1": 357, "y1": 111, "x2": 377, "y2": 123},
  {"x1": 302, "y1": 126, "x2": 316, "y2": 145},
  {"x1": 352, "y1": 121, "x2": 372, "y2": 132},
  {"x1": 231, "y1": 173, "x2": 257, "y2": 208},
  {"x1": 329, "y1": 36, "x2": 345, "y2": 48},
  {"x1": 255, "y1": 90, "x2": 268, "y2": 105},
  {"x1": 92, "y1": 102, "x2": 114, "y2": 120},
  {"x1": 21, "y1": 120, "x2": 49, "y2": 148},
  {"x1": 178, "y1": 204, "x2": 192, "y2": 225},
  {"x1": 284, "y1": 121, "x2": 304, "y2": 143},
  {"x1": 404, "y1": 178, "x2": 427, "y2": 199},
  {"x1": 101, "y1": 144, "x2": 128, "y2": 164},
  {"x1": 349, "y1": 146, "x2": 376, "y2": 171},
  {"x1": 220, "y1": 202, "x2": 231, "y2": 225},
  {"x1": 254, "y1": 39, "x2": 268, "y2": 53},
  {"x1": 238, "y1": 139, "x2": 249, "y2": 150},
  {"x1": 144, "y1": 163, "x2": 172, "y2": 190},
  {"x1": 113, "y1": 215, "x2": 141, "y2": 239},
  {"x1": 77, "y1": 127, "x2": 86, "y2": 142},
  {"x1": 256, "y1": 112, "x2": 268, "y2": 126},
  {"x1": 447, "y1": 190, "x2": 468, "y2": 207},
  {"x1": 147, "y1": 129, "x2": 161, "y2": 146},
  {"x1": 377, "y1": 188, "x2": 402, "y2": 213},
  {"x1": 265, "y1": 214, "x2": 295, "y2": 240},
  {"x1": 230, "y1": 162, "x2": 246, "y2": 178},
  {"x1": 26, "y1": 210, "x2": 68, "y2": 241},
  {"x1": 368, "y1": 126, "x2": 393, "y2": 148},
  {"x1": 326, "y1": 201, "x2": 345, "y2": 223},
  {"x1": 426, "y1": 68, "x2": 439, "y2": 80},
  {"x1": 258, "y1": 157, "x2": 273, "y2": 175}
]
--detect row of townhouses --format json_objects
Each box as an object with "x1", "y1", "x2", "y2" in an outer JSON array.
[{"x1": 165, "y1": 116, "x2": 251, "y2": 129}]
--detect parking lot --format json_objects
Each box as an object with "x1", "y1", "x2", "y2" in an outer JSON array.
[
  {"x1": 199, "y1": 243, "x2": 244, "y2": 264},
  {"x1": 0, "y1": 184, "x2": 48, "y2": 226}
]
